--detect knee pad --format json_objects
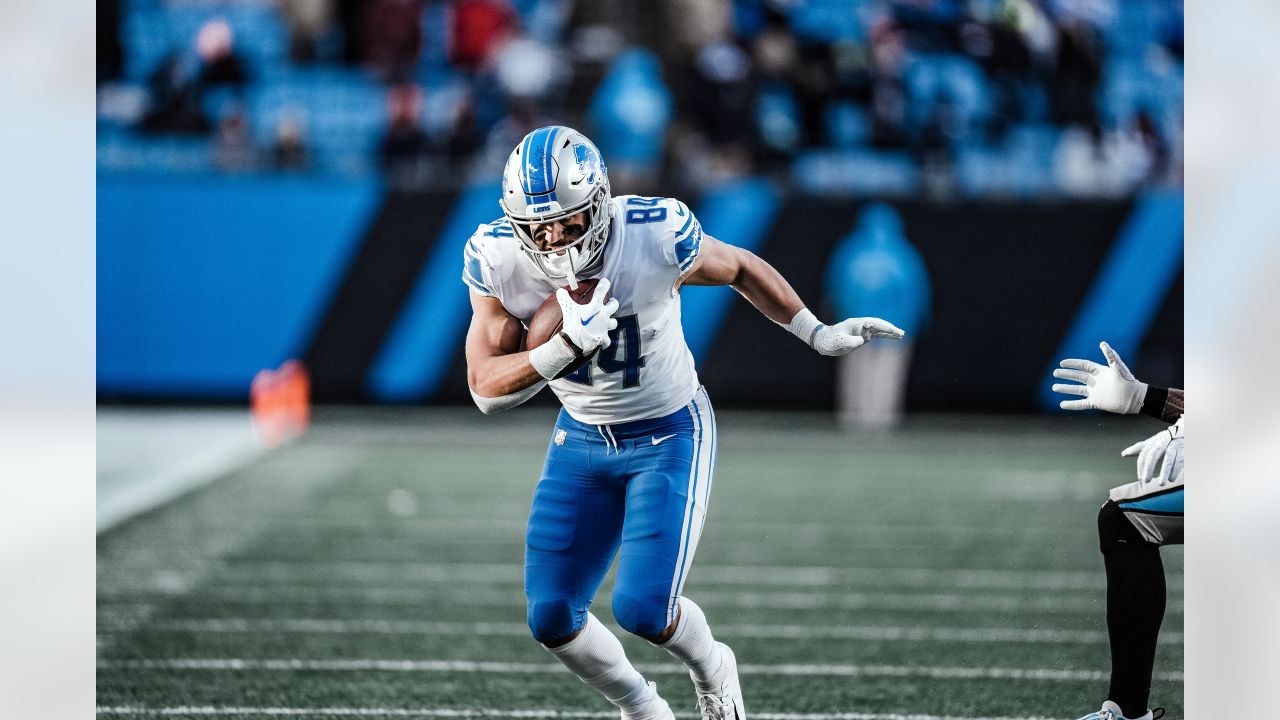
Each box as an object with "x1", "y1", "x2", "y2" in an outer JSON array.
[
  {"x1": 527, "y1": 597, "x2": 582, "y2": 645},
  {"x1": 612, "y1": 591, "x2": 668, "y2": 638},
  {"x1": 1097, "y1": 499, "x2": 1147, "y2": 553}
]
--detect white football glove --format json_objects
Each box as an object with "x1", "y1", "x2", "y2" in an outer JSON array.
[
  {"x1": 1051, "y1": 341, "x2": 1148, "y2": 413},
  {"x1": 556, "y1": 277, "x2": 619, "y2": 355},
  {"x1": 1121, "y1": 416, "x2": 1184, "y2": 485},
  {"x1": 787, "y1": 309, "x2": 905, "y2": 356},
  {"x1": 813, "y1": 317, "x2": 906, "y2": 356}
]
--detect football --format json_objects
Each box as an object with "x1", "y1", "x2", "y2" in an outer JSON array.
[{"x1": 525, "y1": 277, "x2": 602, "y2": 379}]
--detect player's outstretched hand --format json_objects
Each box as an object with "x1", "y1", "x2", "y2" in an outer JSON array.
[
  {"x1": 556, "y1": 277, "x2": 619, "y2": 355},
  {"x1": 1121, "y1": 417, "x2": 1184, "y2": 485},
  {"x1": 1052, "y1": 341, "x2": 1148, "y2": 413},
  {"x1": 812, "y1": 317, "x2": 905, "y2": 356}
]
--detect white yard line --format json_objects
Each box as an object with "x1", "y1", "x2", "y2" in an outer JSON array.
[
  {"x1": 96, "y1": 585, "x2": 1184, "y2": 616},
  {"x1": 96, "y1": 706, "x2": 1064, "y2": 720},
  {"x1": 96, "y1": 658, "x2": 1183, "y2": 683},
  {"x1": 96, "y1": 618, "x2": 1182, "y2": 645},
  {"x1": 100, "y1": 561, "x2": 1183, "y2": 591}
]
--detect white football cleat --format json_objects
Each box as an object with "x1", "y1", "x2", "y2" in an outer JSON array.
[
  {"x1": 694, "y1": 642, "x2": 745, "y2": 720},
  {"x1": 623, "y1": 681, "x2": 674, "y2": 720},
  {"x1": 1075, "y1": 700, "x2": 1164, "y2": 720}
]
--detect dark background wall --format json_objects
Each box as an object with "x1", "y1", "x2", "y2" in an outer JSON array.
[{"x1": 98, "y1": 179, "x2": 1183, "y2": 411}]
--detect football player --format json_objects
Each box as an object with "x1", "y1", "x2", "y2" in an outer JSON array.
[
  {"x1": 462, "y1": 126, "x2": 903, "y2": 720},
  {"x1": 1052, "y1": 342, "x2": 1183, "y2": 720}
]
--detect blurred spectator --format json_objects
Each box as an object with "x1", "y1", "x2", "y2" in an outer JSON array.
[
  {"x1": 917, "y1": 91, "x2": 961, "y2": 197},
  {"x1": 959, "y1": 7, "x2": 1034, "y2": 139},
  {"x1": 587, "y1": 48, "x2": 674, "y2": 193},
  {"x1": 1049, "y1": 13, "x2": 1103, "y2": 141},
  {"x1": 337, "y1": 0, "x2": 366, "y2": 65},
  {"x1": 664, "y1": 0, "x2": 733, "y2": 59},
  {"x1": 98, "y1": 0, "x2": 124, "y2": 84},
  {"x1": 101, "y1": 0, "x2": 1184, "y2": 197},
  {"x1": 140, "y1": 53, "x2": 211, "y2": 134},
  {"x1": 447, "y1": 0, "x2": 520, "y2": 74},
  {"x1": 892, "y1": 0, "x2": 964, "y2": 53},
  {"x1": 363, "y1": 0, "x2": 428, "y2": 82},
  {"x1": 473, "y1": 96, "x2": 554, "y2": 179},
  {"x1": 1132, "y1": 108, "x2": 1170, "y2": 182},
  {"x1": 866, "y1": 17, "x2": 909, "y2": 149},
  {"x1": 479, "y1": 37, "x2": 563, "y2": 139},
  {"x1": 195, "y1": 19, "x2": 251, "y2": 89},
  {"x1": 138, "y1": 19, "x2": 250, "y2": 135},
  {"x1": 825, "y1": 203, "x2": 931, "y2": 429},
  {"x1": 379, "y1": 84, "x2": 435, "y2": 181},
  {"x1": 278, "y1": 0, "x2": 337, "y2": 64},
  {"x1": 271, "y1": 110, "x2": 311, "y2": 172},
  {"x1": 212, "y1": 103, "x2": 258, "y2": 173}
]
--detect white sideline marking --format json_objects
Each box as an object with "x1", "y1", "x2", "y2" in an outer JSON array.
[
  {"x1": 99, "y1": 618, "x2": 1182, "y2": 645},
  {"x1": 102, "y1": 560, "x2": 1185, "y2": 591},
  {"x1": 96, "y1": 658, "x2": 1183, "y2": 682},
  {"x1": 95, "y1": 706, "x2": 1063, "y2": 720},
  {"x1": 96, "y1": 410, "x2": 264, "y2": 532}
]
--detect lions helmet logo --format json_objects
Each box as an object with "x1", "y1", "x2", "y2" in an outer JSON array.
[{"x1": 571, "y1": 143, "x2": 601, "y2": 186}]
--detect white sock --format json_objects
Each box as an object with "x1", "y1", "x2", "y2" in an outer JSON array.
[
  {"x1": 545, "y1": 613, "x2": 654, "y2": 713},
  {"x1": 657, "y1": 596, "x2": 725, "y2": 693}
]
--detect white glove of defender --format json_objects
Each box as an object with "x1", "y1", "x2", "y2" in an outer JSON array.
[
  {"x1": 1052, "y1": 341, "x2": 1148, "y2": 413},
  {"x1": 1121, "y1": 416, "x2": 1184, "y2": 485},
  {"x1": 556, "y1": 277, "x2": 619, "y2": 355},
  {"x1": 813, "y1": 317, "x2": 906, "y2": 356}
]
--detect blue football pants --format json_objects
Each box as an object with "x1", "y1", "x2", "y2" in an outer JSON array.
[{"x1": 524, "y1": 387, "x2": 718, "y2": 644}]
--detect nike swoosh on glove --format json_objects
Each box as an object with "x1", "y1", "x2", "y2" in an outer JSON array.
[{"x1": 557, "y1": 277, "x2": 619, "y2": 356}]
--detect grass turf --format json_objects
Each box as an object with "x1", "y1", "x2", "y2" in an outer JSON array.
[{"x1": 98, "y1": 409, "x2": 1183, "y2": 719}]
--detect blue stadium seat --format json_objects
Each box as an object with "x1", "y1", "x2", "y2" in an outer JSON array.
[
  {"x1": 792, "y1": 149, "x2": 919, "y2": 195},
  {"x1": 824, "y1": 100, "x2": 870, "y2": 149},
  {"x1": 787, "y1": 0, "x2": 867, "y2": 43},
  {"x1": 248, "y1": 69, "x2": 388, "y2": 175},
  {"x1": 1001, "y1": 123, "x2": 1058, "y2": 197},
  {"x1": 905, "y1": 54, "x2": 991, "y2": 139},
  {"x1": 123, "y1": 1, "x2": 286, "y2": 82}
]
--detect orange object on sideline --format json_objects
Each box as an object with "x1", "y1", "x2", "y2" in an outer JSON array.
[{"x1": 250, "y1": 359, "x2": 311, "y2": 448}]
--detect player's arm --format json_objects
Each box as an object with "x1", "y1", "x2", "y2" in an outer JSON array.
[
  {"x1": 464, "y1": 291, "x2": 547, "y2": 411},
  {"x1": 1140, "y1": 386, "x2": 1184, "y2": 424},
  {"x1": 681, "y1": 235, "x2": 904, "y2": 355},
  {"x1": 465, "y1": 282, "x2": 618, "y2": 413}
]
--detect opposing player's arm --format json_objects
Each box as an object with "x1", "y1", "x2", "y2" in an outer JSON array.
[
  {"x1": 681, "y1": 235, "x2": 904, "y2": 356},
  {"x1": 1053, "y1": 341, "x2": 1184, "y2": 422},
  {"x1": 1140, "y1": 386, "x2": 1184, "y2": 424}
]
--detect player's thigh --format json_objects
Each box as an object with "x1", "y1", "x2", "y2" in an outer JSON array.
[
  {"x1": 524, "y1": 433, "x2": 626, "y2": 591},
  {"x1": 1109, "y1": 479, "x2": 1184, "y2": 546},
  {"x1": 614, "y1": 398, "x2": 716, "y2": 633}
]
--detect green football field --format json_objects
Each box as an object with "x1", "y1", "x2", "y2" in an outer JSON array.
[{"x1": 97, "y1": 408, "x2": 1183, "y2": 719}]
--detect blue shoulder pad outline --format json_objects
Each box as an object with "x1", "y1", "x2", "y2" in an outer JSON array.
[
  {"x1": 669, "y1": 200, "x2": 703, "y2": 273},
  {"x1": 462, "y1": 221, "x2": 506, "y2": 297}
]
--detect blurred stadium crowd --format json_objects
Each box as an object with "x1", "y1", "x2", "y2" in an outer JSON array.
[{"x1": 97, "y1": 0, "x2": 1183, "y2": 198}]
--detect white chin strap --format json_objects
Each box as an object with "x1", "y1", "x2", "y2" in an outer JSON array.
[{"x1": 547, "y1": 246, "x2": 581, "y2": 289}]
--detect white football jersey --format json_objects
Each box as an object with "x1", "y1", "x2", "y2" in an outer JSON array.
[{"x1": 463, "y1": 195, "x2": 704, "y2": 424}]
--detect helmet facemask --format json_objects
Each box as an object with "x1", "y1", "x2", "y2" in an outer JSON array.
[
  {"x1": 499, "y1": 126, "x2": 612, "y2": 285},
  {"x1": 504, "y1": 185, "x2": 611, "y2": 284}
]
